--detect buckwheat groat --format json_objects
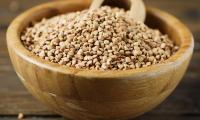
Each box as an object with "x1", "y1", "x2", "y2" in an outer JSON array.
[{"x1": 21, "y1": 6, "x2": 179, "y2": 70}]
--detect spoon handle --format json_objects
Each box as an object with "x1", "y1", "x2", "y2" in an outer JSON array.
[
  {"x1": 129, "y1": 0, "x2": 146, "y2": 22},
  {"x1": 89, "y1": 0, "x2": 104, "y2": 12}
]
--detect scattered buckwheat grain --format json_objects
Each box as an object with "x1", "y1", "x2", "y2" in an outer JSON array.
[
  {"x1": 18, "y1": 113, "x2": 24, "y2": 120},
  {"x1": 21, "y1": 6, "x2": 179, "y2": 70}
]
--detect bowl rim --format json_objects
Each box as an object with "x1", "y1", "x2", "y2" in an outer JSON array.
[{"x1": 7, "y1": 0, "x2": 194, "y2": 78}]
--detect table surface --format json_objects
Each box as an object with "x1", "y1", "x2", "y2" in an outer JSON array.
[{"x1": 0, "y1": 0, "x2": 200, "y2": 120}]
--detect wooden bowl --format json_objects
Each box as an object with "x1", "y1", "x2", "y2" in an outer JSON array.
[{"x1": 7, "y1": 0, "x2": 194, "y2": 120}]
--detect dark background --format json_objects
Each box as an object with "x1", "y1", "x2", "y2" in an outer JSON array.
[{"x1": 0, "y1": 0, "x2": 200, "y2": 120}]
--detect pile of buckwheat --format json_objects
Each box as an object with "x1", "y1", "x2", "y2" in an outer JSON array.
[{"x1": 21, "y1": 6, "x2": 179, "y2": 70}]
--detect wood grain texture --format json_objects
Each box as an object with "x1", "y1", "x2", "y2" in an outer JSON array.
[
  {"x1": 0, "y1": 0, "x2": 200, "y2": 120},
  {"x1": 6, "y1": 0, "x2": 194, "y2": 120}
]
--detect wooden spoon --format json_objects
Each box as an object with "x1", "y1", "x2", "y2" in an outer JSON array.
[
  {"x1": 89, "y1": 0, "x2": 104, "y2": 12},
  {"x1": 129, "y1": 0, "x2": 146, "y2": 22},
  {"x1": 89, "y1": 0, "x2": 146, "y2": 22}
]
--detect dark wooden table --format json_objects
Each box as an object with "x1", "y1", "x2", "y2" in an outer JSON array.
[{"x1": 0, "y1": 0, "x2": 200, "y2": 120}]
